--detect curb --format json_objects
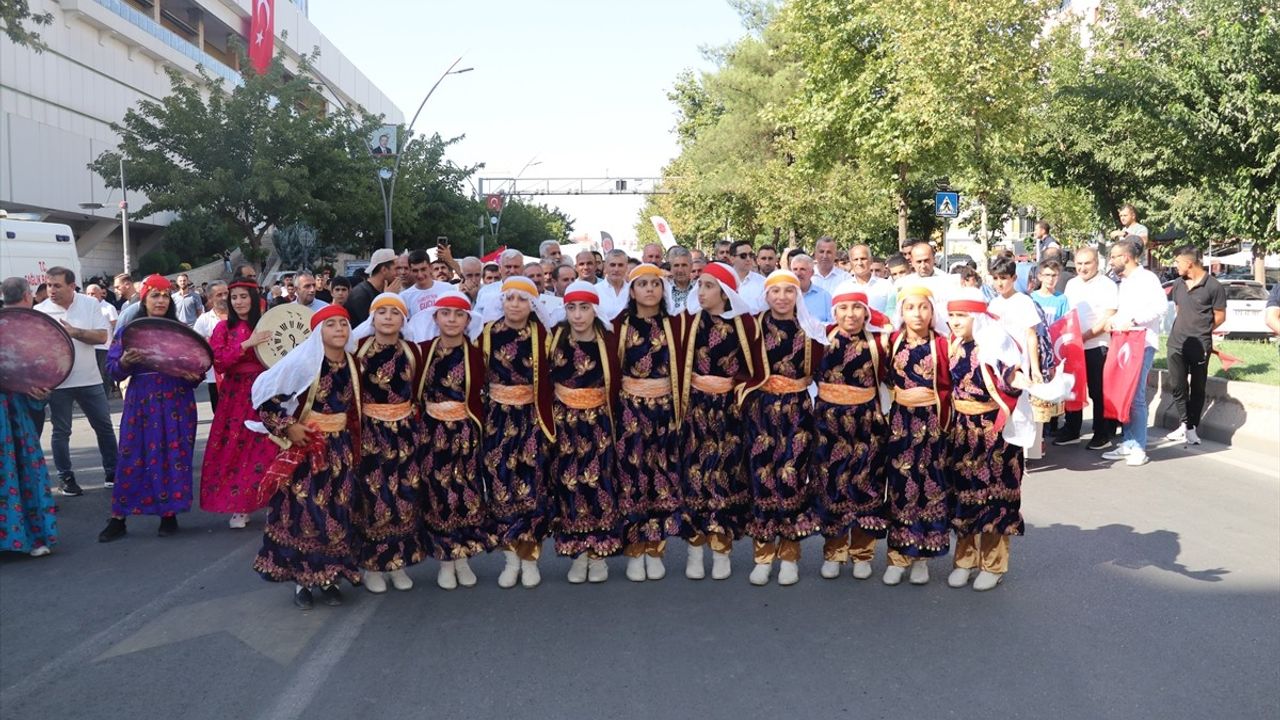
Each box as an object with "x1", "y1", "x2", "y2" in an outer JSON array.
[{"x1": 1146, "y1": 369, "x2": 1279, "y2": 454}]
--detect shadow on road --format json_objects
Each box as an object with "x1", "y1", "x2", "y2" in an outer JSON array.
[{"x1": 1031, "y1": 522, "x2": 1228, "y2": 582}]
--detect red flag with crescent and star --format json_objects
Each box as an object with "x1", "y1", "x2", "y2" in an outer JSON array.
[
  {"x1": 1102, "y1": 330, "x2": 1147, "y2": 423},
  {"x1": 1049, "y1": 309, "x2": 1087, "y2": 412},
  {"x1": 249, "y1": 0, "x2": 275, "y2": 75}
]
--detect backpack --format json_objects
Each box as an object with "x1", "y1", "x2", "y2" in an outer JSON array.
[{"x1": 1030, "y1": 301, "x2": 1057, "y2": 380}]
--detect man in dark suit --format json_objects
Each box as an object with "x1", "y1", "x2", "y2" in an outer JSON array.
[{"x1": 372, "y1": 134, "x2": 393, "y2": 155}]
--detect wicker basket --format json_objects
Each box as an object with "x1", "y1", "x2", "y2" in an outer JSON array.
[{"x1": 1030, "y1": 396, "x2": 1063, "y2": 423}]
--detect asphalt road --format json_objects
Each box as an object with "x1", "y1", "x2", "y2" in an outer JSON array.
[{"x1": 2, "y1": 392, "x2": 1277, "y2": 720}]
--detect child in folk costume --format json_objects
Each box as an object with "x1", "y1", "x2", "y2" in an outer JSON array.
[
  {"x1": 480, "y1": 276, "x2": 557, "y2": 589},
  {"x1": 679, "y1": 262, "x2": 762, "y2": 581},
  {"x1": 410, "y1": 289, "x2": 493, "y2": 590},
  {"x1": 944, "y1": 288, "x2": 1034, "y2": 592},
  {"x1": 882, "y1": 285, "x2": 952, "y2": 586},
  {"x1": 614, "y1": 263, "x2": 691, "y2": 582},
  {"x1": 740, "y1": 270, "x2": 826, "y2": 586},
  {"x1": 98, "y1": 274, "x2": 203, "y2": 543},
  {"x1": 349, "y1": 293, "x2": 427, "y2": 593},
  {"x1": 251, "y1": 305, "x2": 363, "y2": 610},
  {"x1": 549, "y1": 281, "x2": 624, "y2": 583},
  {"x1": 200, "y1": 280, "x2": 279, "y2": 529},
  {"x1": 812, "y1": 282, "x2": 891, "y2": 581}
]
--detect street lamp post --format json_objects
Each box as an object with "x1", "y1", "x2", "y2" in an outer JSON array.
[
  {"x1": 480, "y1": 156, "x2": 541, "y2": 257},
  {"x1": 79, "y1": 154, "x2": 131, "y2": 274}
]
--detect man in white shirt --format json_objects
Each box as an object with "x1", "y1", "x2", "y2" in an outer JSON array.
[
  {"x1": 896, "y1": 241, "x2": 958, "y2": 307},
  {"x1": 641, "y1": 243, "x2": 665, "y2": 266},
  {"x1": 193, "y1": 281, "x2": 228, "y2": 414},
  {"x1": 292, "y1": 271, "x2": 330, "y2": 313},
  {"x1": 539, "y1": 240, "x2": 563, "y2": 266},
  {"x1": 1058, "y1": 246, "x2": 1119, "y2": 448},
  {"x1": 35, "y1": 267, "x2": 117, "y2": 496},
  {"x1": 988, "y1": 255, "x2": 1047, "y2": 459},
  {"x1": 846, "y1": 243, "x2": 895, "y2": 312},
  {"x1": 812, "y1": 236, "x2": 851, "y2": 293},
  {"x1": 1100, "y1": 238, "x2": 1166, "y2": 466},
  {"x1": 594, "y1": 249, "x2": 631, "y2": 318},
  {"x1": 85, "y1": 283, "x2": 119, "y2": 398},
  {"x1": 399, "y1": 250, "x2": 446, "y2": 316},
  {"x1": 475, "y1": 249, "x2": 531, "y2": 319},
  {"x1": 729, "y1": 240, "x2": 766, "y2": 312}
]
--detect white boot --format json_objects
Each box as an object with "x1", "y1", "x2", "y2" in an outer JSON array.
[
  {"x1": 882, "y1": 566, "x2": 905, "y2": 586},
  {"x1": 520, "y1": 559, "x2": 541, "y2": 588},
  {"x1": 947, "y1": 568, "x2": 973, "y2": 588},
  {"x1": 625, "y1": 556, "x2": 646, "y2": 582},
  {"x1": 388, "y1": 568, "x2": 413, "y2": 591},
  {"x1": 909, "y1": 560, "x2": 930, "y2": 585},
  {"x1": 644, "y1": 554, "x2": 666, "y2": 580},
  {"x1": 437, "y1": 561, "x2": 458, "y2": 590},
  {"x1": 973, "y1": 570, "x2": 1004, "y2": 591},
  {"x1": 567, "y1": 554, "x2": 589, "y2": 584},
  {"x1": 363, "y1": 570, "x2": 388, "y2": 594},
  {"x1": 686, "y1": 544, "x2": 706, "y2": 580},
  {"x1": 820, "y1": 560, "x2": 842, "y2": 579},
  {"x1": 711, "y1": 551, "x2": 732, "y2": 580},
  {"x1": 749, "y1": 562, "x2": 772, "y2": 586},
  {"x1": 228, "y1": 513, "x2": 249, "y2": 529},
  {"x1": 778, "y1": 560, "x2": 800, "y2": 586},
  {"x1": 455, "y1": 557, "x2": 477, "y2": 587},
  {"x1": 497, "y1": 550, "x2": 520, "y2": 588},
  {"x1": 587, "y1": 557, "x2": 608, "y2": 583},
  {"x1": 851, "y1": 561, "x2": 873, "y2": 580}
]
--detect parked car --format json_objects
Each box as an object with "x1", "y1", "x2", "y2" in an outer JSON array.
[{"x1": 1162, "y1": 279, "x2": 1270, "y2": 338}]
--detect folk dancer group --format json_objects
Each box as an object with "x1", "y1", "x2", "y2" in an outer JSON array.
[{"x1": 16, "y1": 263, "x2": 1043, "y2": 609}]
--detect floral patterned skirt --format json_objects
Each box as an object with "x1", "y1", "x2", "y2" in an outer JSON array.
[
  {"x1": 744, "y1": 391, "x2": 818, "y2": 542},
  {"x1": 679, "y1": 389, "x2": 750, "y2": 540},
  {"x1": 354, "y1": 416, "x2": 427, "y2": 571},
  {"x1": 812, "y1": 399, "x2": 888, "y2": 538},
  {"x1": 883, "y1": 403, "x2": 950, "y2": 557},
  {"x1": 419, "y1": 418, "x2": 495, "y2": 560},
  {"x1": 482, "y1": 404, "x2": 554, "y2": 548},
  {"x1": 948, "y1": 410, "x2": 1025, "y2": 537},
  {"x1": 550, "y1": 403, "x2": 622, "y2": 557},
  {"x1": 614, "y1": 394, "x2": 689, "y2": 545}
]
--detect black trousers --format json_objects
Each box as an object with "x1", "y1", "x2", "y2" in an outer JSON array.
[
  {"x1": 1167, "y1": 338, "x2": 1209, "y2": 429},
  {"x1": 1063, "y1": 345, "x2": 1115, "y2": 439},
  {"x1": 208, "y1": 382, "x2": 220, "y2": 416}
]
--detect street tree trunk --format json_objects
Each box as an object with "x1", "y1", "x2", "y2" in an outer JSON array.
[{"x1": 896, "y1": 163, "x2": 910, "y2": 250}]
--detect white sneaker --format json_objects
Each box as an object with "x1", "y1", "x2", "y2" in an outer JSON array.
[
  {"x1": 1166, "y1": 423, "x2": 1187, "y2": 442},
  {"x1": 644, "y1": 554, "x2": 666, "y2": 580},
  {"x1": 363, "y1": 570, "x2": 388, "y2": 594},
  {"x1": 228, "y1": 513, "x2": 249, "y2": 529},
  {"x1": 520, "y1": 559, "x2": 541, "y2": 588},
  {"x1": 685, "y1": 544, "x2": 706, "y2": 580},
  {"x1": 567, "y1": 554, "x2": 589, "y2": 584},
  {"x1": 711, "y1": 551, "x2": 732, "y2": 580},
  {"x1": 909, "y1": 560, "x2": 930, "y2": 585},
  {"x1": 778, "y1": 560, "x2": 799, "y2": 586},
  {"x1": 882, "y1": 566, "x2": 905, "y2": 585},
  {"x1": 388, "y1": 568, "x2": 413, "y2": 591},
  {"x1": 587, "y1": 557, "x2": 608, "y2": 583},
  {"x1": 437, "y1": 561, "x2": 458, "y2": 590},
  {"x1": 625, "y1": 556, "x2": 646, "y2": 582},
  {"x1": 973, "y1": 570, "x2": 1004, "y2": 591},
  {"x1": 851, "y1": 561, "x2": 873, "y2": 580},
  {"x1": 820, "y1": 560, "x2": 842, "y2": 579},
  {"x1": 497, "y1": 550, "x2": 520, "y2": 588},
  {"x1": 455, "y1": 557, "x2": 477, "y2": 587},
  {"x1": 1185, "y1": 427, "x2": 1201, "y2": 445},
  {"x1": 749, "y1": 563, "x2": 772, "y2": 586},
  {"x1": 1101, "y1": 445, "x2": 1131, "y2": 460},
  {"x1": 28, "y1": 546, "x2": 51, "y2": 557},
  {"x1": 1126, "y1": 450, "x2": 1150, "y2": 466},
  {"x1": 948, "y1": 568, "x2": 973, "y2": 588}
]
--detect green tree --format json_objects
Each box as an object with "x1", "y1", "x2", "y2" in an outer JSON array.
[
  {"x1": 492, "y1": 200, "x2": 574, "y2": 257},
  {"x1": 1, "y1": 0, "x2": 51, "y2": 51}
]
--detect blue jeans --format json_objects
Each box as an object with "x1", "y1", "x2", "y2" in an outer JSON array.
[
  {"x1": 1121, "y1": 346, "x2": 1156, "y2": 451},
  {"x1": 49, "y1": 384, "x2": 117, "y2": 481}
]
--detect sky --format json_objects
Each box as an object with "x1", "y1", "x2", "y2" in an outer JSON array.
[{"x1": 308, "y1": 0, "x2": 749, "y2": 250}]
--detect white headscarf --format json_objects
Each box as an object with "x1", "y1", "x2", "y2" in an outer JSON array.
[
  {"x1": 249, "y1": 306, "x2": 356, "y2": 427},
  {"x1": 763, "y1": 269, "x2": 829, "y2": 345},
  {"x1": 685, "y1": 261, "x2": 751, "y2": 319},
  {"x1": 350, "y1": 292, "x2": 424, "y2": 343},
  {"x1": 405, "y1": 288, "x2": 483, "y2": 342},
  {"x1": 946, "y1": 287, "x2": 1038, "y2": 448},
  {"x1": 480, "y1": 276, "x2": 552, "y2": 329},
  {"x1": 893, "y1": 283, "x2": 950, "y2": 336},
  {"x1": 562, "y1": 279, "x2": 613, "y2": 332}
]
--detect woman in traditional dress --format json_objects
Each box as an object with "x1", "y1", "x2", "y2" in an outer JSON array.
[
  {"x1": 98, "y1": 274, "x2": 202, "y2": 542},
  {"x1": 549, "y1": 280, "x2": 623, "y2": 583},
  {"x1": 251, "y1": 304, "x2": 362, "y2": 610},
  {"x1": 882, "y1": 284, "x2": 952, "y2": 586},
  {"x1": 614, "y1": 263, "x2": 689, "y2": 582},
  {"x1": 812, "y1": 282, "x2": 890, "y2": 581},
  {"x1": 479, "y1": 276, "x2": 557, "y2": 589},
  {"x1": 349, "y1": 293, "x2": 427, "y2": 593},
  {"x1": 411, "y1": 289, "x2": 492, "y2": 590},
  {"x1": 945, "y1": 288, "x2": 1032, "y2": 592},
  {"x1": 200, "y1": 281, "x2": 279, "y2": 528},
  {"x1": 740, "y1": 270, "x2": 825, "y2": 586},
  {"x1": 678, "y1": 262, "x2": 761, "y2": 581}
]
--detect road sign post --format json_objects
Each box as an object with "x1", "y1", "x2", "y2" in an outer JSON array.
[{"x1": 935, "y1": 191, "x2": 959, "y2": 271}]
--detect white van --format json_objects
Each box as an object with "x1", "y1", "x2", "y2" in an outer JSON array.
[{"x1": 0, "y1": 217, "x2": 82, "y2": 289}]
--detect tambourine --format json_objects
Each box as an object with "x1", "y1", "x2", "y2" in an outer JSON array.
[
  {"x1": 121, "y1": 318, "x2": 214, "y2": 378},
  {"x1": 255, "y1": 304, "x2": 313, "y2": 368},
  {"x1": 0, "y1": 308, "x2": 74, "y2": 394}
]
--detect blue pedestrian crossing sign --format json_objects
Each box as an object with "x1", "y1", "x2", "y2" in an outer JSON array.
[{"x1": 934, "y1": 191, "x2": 959, "y2": 218}]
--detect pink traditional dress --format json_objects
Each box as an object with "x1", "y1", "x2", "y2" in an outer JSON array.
[{"x1": 199, "y1": 319, "x2": 280, "y2": 513}]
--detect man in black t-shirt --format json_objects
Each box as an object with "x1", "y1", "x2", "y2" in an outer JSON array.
[{"x1": 1166, "y1": 245, "x2": 1227, "y2": 445}]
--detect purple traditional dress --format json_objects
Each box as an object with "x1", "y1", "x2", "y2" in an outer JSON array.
[
  {"x1": 353, "y1": 336, "x2": 427, "y2": 573},
  {"x1": 548, "y1": 326, "x2": 622, "y2": 558},
  {"x1": 106, "y1": 328, "x2": 199, "y2": 519},
  {"x1": 253, "y1": 355, "x2": 362, "y2": 588},
  {"x1": 947, "y1": 338, "x2": 1024, "y2": 576},
  {"x1": 812, "y1": 328, "x2": 889, "y2": 565},
  {"x1": 741, "y1": 314, "x2": 820, "y2": 565},
  {"x1": 0, "y1": 392, "x2": 57, "y2": 554}
]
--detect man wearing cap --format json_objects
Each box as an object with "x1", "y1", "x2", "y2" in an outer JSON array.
[{"x1": 347, "y1": 248, "x2": 399, "y2": 328}]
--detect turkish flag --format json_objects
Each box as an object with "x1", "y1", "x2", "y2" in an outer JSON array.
[
  {"x1": 481, "y1": 246, "x2": 506, "y2": 263},
  {"x1": 1102, "y1": 330, "x2": 1147, "y2": 424},
  {"x1": 249, "y1": 0, "x2": 275, "y2": 75},
  {"x1": 1050, "y1": 310, "x2": 1087, "y2": 412}
]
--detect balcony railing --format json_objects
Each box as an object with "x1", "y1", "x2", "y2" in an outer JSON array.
[{"x1": 94, "y1": 0, "x2": 243, "y2": 86}]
